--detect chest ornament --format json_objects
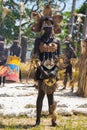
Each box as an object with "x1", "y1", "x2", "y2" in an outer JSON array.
[{"x1": 39, "y1": 42, "x2": 57, "y2": 53}]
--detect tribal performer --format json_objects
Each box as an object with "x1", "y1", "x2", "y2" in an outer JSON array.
[
  {"x1": 10, "y1": 37, "x2": 21, "y2": 57},
  {"x1": 31, "y1": 5, "x2": 63, "y2": 126},
  {"x1": 7, "y1": 37, "x2": 21, "y2": 82},
  {"x1": 0, "y1": 36, "x2": 8, "y2": 86},
  {"x1": 62, "y1": 41, "x2": 76, "y2": 91}
]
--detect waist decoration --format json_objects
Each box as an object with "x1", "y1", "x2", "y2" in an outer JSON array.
[{"x1": 43, "y1": 77, "x2": 56, "y2": 86}]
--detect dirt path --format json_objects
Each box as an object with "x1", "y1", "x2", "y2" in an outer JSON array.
[{"x1": 0, "y1": 81, "x2": 87, "y2": 117}]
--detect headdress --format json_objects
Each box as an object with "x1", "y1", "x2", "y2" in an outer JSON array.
[
  {"x1": 13, "y1": 37, "x2": 19, "y2": 43},
  {"x1": 31, "y1": 4, "x2": 63, "y2": 34}
]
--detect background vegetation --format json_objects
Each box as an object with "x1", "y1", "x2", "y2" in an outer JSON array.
[{"x1": 0, "y1": 0, "x2": 87, "y2": 49}]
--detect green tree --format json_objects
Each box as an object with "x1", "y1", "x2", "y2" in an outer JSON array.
[{"x1": 0, "y1": 0, "x2": 67, "y2": 42}]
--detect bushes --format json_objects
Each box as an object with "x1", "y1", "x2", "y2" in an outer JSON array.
[
  {"x1": 20, "y1": 61, "x2": 36, "y2": 80},
  {"x1": 20, "y1": 61, "x2": 31, "y2": 79}
]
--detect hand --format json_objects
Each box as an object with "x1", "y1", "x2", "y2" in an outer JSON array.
[
  {"x1": 39, "y1": 66, "x2": 49, "y2": 78},
  {"x1": 49, "y1": 71, "x2": 55, "y2": 77}
]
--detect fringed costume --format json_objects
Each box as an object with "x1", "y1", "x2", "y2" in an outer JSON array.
[{"x1": 31, "y1": 4, "x2": 63, "y2": 126}]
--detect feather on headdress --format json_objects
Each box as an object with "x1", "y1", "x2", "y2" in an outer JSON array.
[{"x1": 31, "y1": 4, "x2": 63, "y2": 34}]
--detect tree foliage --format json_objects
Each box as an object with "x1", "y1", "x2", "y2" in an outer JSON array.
[
  {"x1": 0, "y1": 0, "x2": 66, "y2": 44},
  {"x1": 0, "y1": 0, "x2": 86, "y2": 47}
]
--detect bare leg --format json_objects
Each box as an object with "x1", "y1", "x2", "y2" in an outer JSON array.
[
  {"x1": 0, "y1": 77, "x2": 1, "y2": 85},
  {"x1": 62, "y1": 72, "x2": 68, "y2": 89},
  {"x1": 3, "y1": 76, "x2": 6, "y2": 86},
  {"x1": 47, "y1": 93, "x2": 57, "y2": 126},
  {"x1": 69, "y1": 72, "x2": 74, "y2": 91},
  {"x1": 35, "y1": 85, "x2": 45, "y2": 126}
]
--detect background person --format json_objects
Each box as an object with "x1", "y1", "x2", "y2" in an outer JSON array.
[
  {"x1": 9, "y1": 37, "x2": 21, "y2": 82},
  {"x1": 0, "y1": 36, "x2": 8, "y2": 86},
  {"x1": 62, "y1": 41, "x2": 77, "y2": 91},
  {"x1": 10, "y1": 37, "x2": 21, "y2": 57}
]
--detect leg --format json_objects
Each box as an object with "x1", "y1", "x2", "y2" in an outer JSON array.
[
  {"x1": 62, "y1": 72, "x2": 68, "y2": 89},
  {"x1": 3, "y1": 76, "x2": 6, "y2": 86},
  {"x1": 63, "y1": 64, "x2": 73, "y2": 89},
  {"x1": 69, "y1": 72, "x2": 74, "y2": 91},
  {"x1": 47, "y1": 93, "x2": 57, "y2": 126},
  {"x1": 19, "y1": 69, "x2": 22, "y2": 82},
  {"x1": 69, "y1": 66, "x2": 74, "y2": 91},
  {"x1": 47, "y1": 93, "x2": 54, "y2": 111},
  {"x1": 69, "y1": 64, "x2": 73, "y2": 80},
  {"x1": 0, "y1": 77, "x2": 1, "y2": 85},
  {"x1": 35, "y1": 82, "x2": 45, "y2": 126}
]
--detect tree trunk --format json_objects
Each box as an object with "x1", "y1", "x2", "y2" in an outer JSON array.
[
  {"x1": 21, "y1": 36, "x2": 28, "y2": 62},
  {"x1": 76, "y1": 56, "x2": 87, "y2": 97},
  {"x1": 0, "y1": 1, "x2": 2, "y2": 27},
  {"x1": 82, "y1": 8, "x2": 87, "y2": 39},
  {"x1": 76, "y1": 40, "x2": 87, "y2": 97},
  {"x1": 68, "y1": 0, "x2": 76, "y2": 35}
]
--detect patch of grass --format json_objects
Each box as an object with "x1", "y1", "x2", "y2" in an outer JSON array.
[
  {"x1": 25, "y1": 104, "x2": 36, "y2": 108},
  {"x1": 0, "y1": 115, "x2": 87, "y2": 130},
  {"x1": 41, "y1": 111, "x2": 49, "y2": 118}
]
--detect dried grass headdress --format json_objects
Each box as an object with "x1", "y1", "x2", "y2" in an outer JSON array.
[{"x1": 31, "y1": 4, "x2": 63, "y2": 34}]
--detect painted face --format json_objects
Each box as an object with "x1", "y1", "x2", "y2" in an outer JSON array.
[{"x1": 43, "y1": 27, "x2": 52, "y2": 34}]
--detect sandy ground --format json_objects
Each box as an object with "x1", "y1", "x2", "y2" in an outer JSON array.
[{"x1": 0, "y1": 81, "x2": 87, "y2": 117}]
